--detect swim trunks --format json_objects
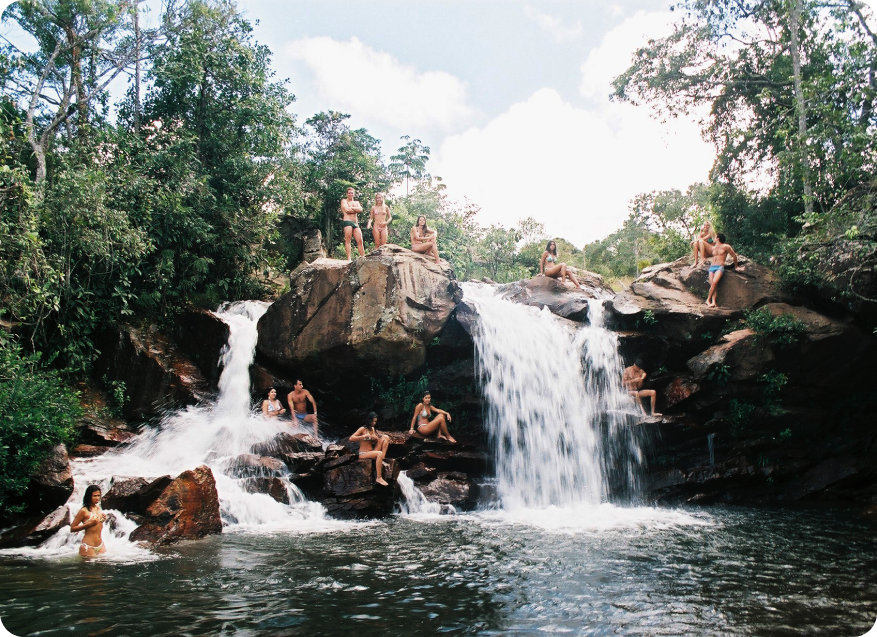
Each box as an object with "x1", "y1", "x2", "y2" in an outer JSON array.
[
  {"x1": 708, "y1": 265, "x2": 724, "y2": 273},
  {"x1": 294, "y1": 411, "x2": 307, "y2": 421},
  {"x1": 342, "y1": 220, "x2": 359, "y2": 229}
]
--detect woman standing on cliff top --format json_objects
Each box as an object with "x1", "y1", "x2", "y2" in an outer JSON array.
[
  {"x1": 539, "y1": 240, "x2": 581, "y2": 289},
  {"x1": 367, "y1": 193, "x2": 392, "y2": 249},
  {"x1": 410, "y1": 215, "x2": 440, "y2": 263},
  {"x1": 70, "y1": 485, "x2": 107, "y2": 557}
]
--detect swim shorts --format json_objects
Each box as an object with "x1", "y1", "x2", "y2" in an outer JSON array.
[
  {"x1": 294, "y1": 411, "x2": 307, "y2": 421},
  {"x1": 342, "y1": 220, "x2": 359, "y2": 230},
  {"x1": 708, "y1": 265, "x2": 724, "y2": 273}
]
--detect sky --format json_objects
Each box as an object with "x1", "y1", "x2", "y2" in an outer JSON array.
[
  {"x1": 237, "y1": 0, "x2": 715, "y2": 246},
  {"x1": 4, "y1": 0, "x2": 876, "y2": 247}
]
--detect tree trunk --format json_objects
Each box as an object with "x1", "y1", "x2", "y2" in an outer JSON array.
[{"x1": 789, "y1": 0, "x2": 814, "y2": 215}]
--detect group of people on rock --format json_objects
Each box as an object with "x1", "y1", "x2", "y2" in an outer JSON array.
[
  {"x1": 690, "y1": 221, "x2": 743, "y2": 308},
  {"x1": 340, "y1": 187, "x2": 439, "y2": 263}
]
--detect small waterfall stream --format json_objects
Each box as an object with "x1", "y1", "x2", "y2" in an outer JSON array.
[{"x1": 462, "y1": 282, "x2": 643, "y2": 512}]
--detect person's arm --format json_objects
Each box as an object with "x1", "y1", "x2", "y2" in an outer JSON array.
[
  {"x1": 385, "y1": 206, "x2": 392, "y2": 225},
  {"x1": 729, "y1": 246, "x2": 739, "y2": 269},
  {"x1": 429, "y1": 405, "x2": 451, "y2": 421},
  {"x1": 409, "y1": 404, "x2": 421, "y2": 433},
  {"x1": 287, "y1": 393, "x2": 295, "y2": 411},
  {"x1": 70, "y1": 508, "x2": 100, "y2": 533},
  {"x1": 340, "y1": 199, "x2": 350, "y2": 214},
  {"x1": 350, "y1": 427, "x2": 369, "y2": 442},
  {"x1": 411, "y1": 227, "x2": 419, "y2": 244},
  {"x1": 351, "y1": 201, "x2": 363, "y2": 213},
  {"x1": 367, "y1": 207, "x2": 374, "y2": 229},
  {"x1": 306, "y1": 391, "x2": 317, "y2": 418},
  {"x1": 261, "y1": 400, "x2": 271, "y2": 417},
  {"x1": 539, "y1": 251, "x2": 547, "y2": 275}
]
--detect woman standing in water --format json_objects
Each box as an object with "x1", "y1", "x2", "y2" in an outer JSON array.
[
  {"x1": 410, "y1": 215, "x2": 440, "y2": 263},
  {"x1": 539, "y1": 240, "x2": 581, "y2": 289},
  {"x1": 691, "y1": 221, "x2": 717, "y2": 266},
  {"x1": 408, "y1": 391, "x2": 456, "y2": 443},
  {"x1": 367, "y1": 193, "x2": 392, "y2": 248},
  {"x1": 70, "y1": 485, "x2": 107, "y2": 557}
]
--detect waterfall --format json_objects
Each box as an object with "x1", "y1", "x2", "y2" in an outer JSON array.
[
  {"x1": 463, "y1": 282, "x2": 643, "y2": 511},
  {"x1": 396, "y1": 472, "x2": 443, "y2": 515}
]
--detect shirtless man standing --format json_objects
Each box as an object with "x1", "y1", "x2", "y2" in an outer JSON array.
[
  {"x1": 623, "y1": 359, "x2": 661, "y2": 417},
  {"x1": 705, "y1": 232, "x2": 743, "y2": 308},
  {"x1": 341, "y1": 187, "x2": 365, "y2": 260},
  {"x1": 287, "y1": 380, "x2": 319, "y2": 437},
  {"x1": 349, "y1": 412, "x2": 390, "y2": 486}
]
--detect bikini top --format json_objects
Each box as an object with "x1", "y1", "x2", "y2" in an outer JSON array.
[
  {"x1": 546, "y1": 254, "x2": 557, "y2": 263},
  {"x1": 420, "y1": 407, "x2": 430, "y2": 419},
  {"x1": 267, "y1": 400, "x2": 280, "y2": 412}
]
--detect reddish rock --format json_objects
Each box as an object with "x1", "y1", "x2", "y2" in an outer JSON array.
[
  {"x1": 281, "y1": 452, "x2": 324, "y2": 473},
  {"x1": 129, "y1": 465, "x2": 222, "y2": 546},
  {"x1": 686, "y1": 329, "x2": 775, "y2": 382},
  {"x1": 69, "y1": 444, "x2": 114, "y2": 458},
  {"x1": 419, "y1": 474, "x2": 478, "y2": 509},
  {"x1": 24, "y1": 444, "x2": 73, "y2": 514},
  {"x1": 405, "y1": 462, "x2": 437, "y2": 482},
  {"x1": 0, "y1": 505, "x2": 70, "y2": 548},
  {"x1": 227, "y1": 454, "x2": 287, "y2": 478},
  {"x1": 419, "y1": 450, "x2": 488, "y2": 475},
  {"x1": 242, "y1": 477, "x2": 290, "y2": 504},
  {"x1": 101, "y1": 475, "x2": 173, "y2": 514},
  {"x1": 663, "y1": 377, "x2": 701, "y2": 408}
]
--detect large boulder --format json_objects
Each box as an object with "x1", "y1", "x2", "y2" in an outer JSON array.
[
  {"x1": 256, "y1": 245, "x2": 462, "y2": 381},
  {"x1": 321, "y1": 458, "x2": 397, "y2": 518},
  {"x1": 250, "y1": 432, "x2": 322, "y2": 457},
  {"x1": 101, "y1": 475, "x2": 173, "y2": 514},
  {"x1": 129, "y1": 465, "x2": 222, "y2": 546},
  {"x1": 0, "y1": 505, "x2": 70, "y2": 548},
  {"x1": 93, "y1": 324, "x2": 209, "y2": 420},
  {"x1": 24, "y1": 444, "x2": 74, "y2": 514},
  {"x1": 686, "y1": 329, "x2": 775, "y2": 382},
  {"x1": 497, "y1": 273, "x2": 613, "y2": 322},
  {"x1": 174, "y1": 308, "x2": 230, "y2": 388}
]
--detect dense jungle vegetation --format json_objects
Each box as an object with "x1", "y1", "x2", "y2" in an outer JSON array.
[{"x1": 1, "y1": 0, "x2": 875, "y2": 513}]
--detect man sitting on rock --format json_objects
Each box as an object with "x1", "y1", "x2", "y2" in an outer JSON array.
[
  {"x1": 287, "y1": 380, "x2": 319, "y2": 437},
  {"x1": 349, "y1": 412, "x2": 389, "y2": 486},
  {"x1": 623, "y1": 359, "x2": 662, "y2": 418},
  {"x1": 705, "y1": 232, "x2": 743, "y2": 308}
]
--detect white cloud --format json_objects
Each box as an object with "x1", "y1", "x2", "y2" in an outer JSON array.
[
  {"x1": 285, "y1": 36, "x2": 475, "y2": 134},
  {"x1": 523, "y1": 6, "x2": 584, "y2": 42},
  {"x1": 432, "y1": 12, "x2": 715, "y2": 248}
]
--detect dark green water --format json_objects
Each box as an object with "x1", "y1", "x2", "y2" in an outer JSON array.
[{"x1": 1, "y1": 507, "x2": 875, "y2": 636}]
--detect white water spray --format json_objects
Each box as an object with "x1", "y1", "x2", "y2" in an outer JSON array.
[{"x1": 463, "y1": 283, "x2": 643, "y2": 511}]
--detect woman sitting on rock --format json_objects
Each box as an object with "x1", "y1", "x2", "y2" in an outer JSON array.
[
  {"x1": 691, "y1": 220, "x2": 717, "y2": 266},
  {"x1": 261, "y1": 388, "x2": 286, "y2": 418},
  {"x1": 410, "y1": 215, "x2": 440, "y2": 263},
  {"x1": 539, "y1": 240, "x2": 581, "y2": 289},
  {"x1": 409, "y1": 391, "x2": 456, "y2": 443},
  {"x1": 350, "y1": 412, "x2": 390, "y2": 486},
  {"x1": 71, "y1": 485, "x2": 108, "y2": 558}
]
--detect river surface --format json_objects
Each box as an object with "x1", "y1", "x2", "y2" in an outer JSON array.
[{"x1": 1, "y1": 505, "x2": 875, "y2": 636}]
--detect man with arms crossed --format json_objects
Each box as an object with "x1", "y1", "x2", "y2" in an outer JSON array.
[
  {"x1": 287, "y1": 380, "x2": 319, "y2": 437},
  {"x1": 623, "y1": 359, "x2": 661, "y2": 417},
  {"x1": 341, "y1": 187, "x2": 365, "y2": 260},
  {"x1": 705, "y1": 232, "x2": 743, "y2": 308}
]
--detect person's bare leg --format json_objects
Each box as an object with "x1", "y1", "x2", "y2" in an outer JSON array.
[
  {"x1": 378, "y1": 435, "x2": 389, "y2": 455},
  {"x1": 707, "y1": 270, "x2": 724, "y2": 307},
  {"x1": 359, "y1": 450, "x2": 388, "y2": 485},
  {"x1": 568, "y1": 270, "x2": 582, "y2": 289},
  {"x1": 380, "y1": 228, "x2": 389, "y2": 247},
  {"x1": 372, "y1": 228, "x2": 381, "y2": 248},
  {"x1": 411, "y1": 241, "x2": 435, "y2": 255},
  {"x1": 344, "y1": 226, "x2": 353, "y2": 260},
  {"x1": 629, "y1": 391, "x2": 647, "y2": 415},
  {"x1": 438, "y1": 418, "x2": 456, "y2": 443},
  {"x1": 648, "y1": 391, "x2": 662, "y2": 417},
  {"x1": 692, "y1": 240, "x2": 699, "y2": 265},
  {"x1": 305, "y1": 414, "x2": 318, "y2": 438},
  {"x1": 560, "y1": 264, "x2": 568, "y2": 284},
  {"x1": 705, "y1": 271, "x2": 716, "y2": 306},
  {"x1": 354, "y1": 228, "x2": 365, "y2": 257},
  {"x1": 418, "y1": 414, "x2": 446, "y2": 437},
  {"x1": 544, "y1": 264, "x2": 562, "y2": 278}
]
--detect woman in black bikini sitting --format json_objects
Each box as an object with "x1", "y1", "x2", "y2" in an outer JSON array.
[
  {"x1": 71, "y1": 485, "x2": 107, "y2": 558},
  {"x1": 408, "y1": 390, "x2": 456, "y2": 443}
]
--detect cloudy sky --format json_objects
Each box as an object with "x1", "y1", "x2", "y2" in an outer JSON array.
[{"x1": 233, "y1": 0, "x2": 715, "y2": 246}]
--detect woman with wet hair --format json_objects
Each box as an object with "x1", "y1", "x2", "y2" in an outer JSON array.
[
  {"x1": 70, "y1": 485, "x2": 108, "y2": 557},
  {"x1": 539, "y1": 240, "x2": 581, "y2": 289},
  {"x1": 408, "y1": 391, "x2": 456, "y2": 443},
  {"x1": 261, "y1": 387, "x2": 286, "y2": 418}
]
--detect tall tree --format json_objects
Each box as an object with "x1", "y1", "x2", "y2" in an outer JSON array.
[{"x1": 389, "y1": 135, "x2": 430, "y2": 195}]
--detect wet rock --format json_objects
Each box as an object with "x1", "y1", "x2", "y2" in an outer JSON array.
[
  {"x1": 498, "y1": 274, "x2": 613, "y2": 322},
  {"x1": 319, "y1": 458, "x2": 396, "y2": 518},
  {"x1": 69, "y1": 444, "x2": 114, "y2": 458},
  {"x1": 0, "y1": 505, "x2": 70, "y2": 548},
  {"x1": 241, "y1": 477, "x2": 290, "y2": 504},
  {"x1": 324, "y1": 444, "x2": 353, "y2": 458},
  {"x1": 93, "y1": 324, "x2": 209, "y2": 420},
  {"x1": 662, "y1": 377, "x2": 701, "y2": 409},
  {"x1": 101, "y1": 476, "x2": 173, "y2": 514},
  {"x1": 686, "y1": 329, "x2": 775, "y2": 382},
  {"x1": 281, "y1": 452, "x2": 324, "y2": 473},
  {"x1": 227, "y1": 454, "x2": 287, "y2": 478},
  {"x1": 174, "y1": 307, "x2": 230, "y2": 388},
  {"x1": 418, "y1": 473, "x2": 478, "y2": 509},
  {"x1": 405, "y1": 463, "x2": 438, "y2": 482},
  {"x1": 24, "y1": 444, "x2": 73, "y2": 514},
  {"x1": 257, "y1": 245, "x2": 462, "y2": 381},
  {"x1": 129, "y1": 465, "x2": 222, "y2": 546},
  {"x1": 785, "y1": 457, "x2": 872, "y2": 501},
  {"x1": 418, "y1": 450, "x2": 488, "y2": 475},
  {"x1": 250, "y1": 432, "x2": 322, "y2": 457}
]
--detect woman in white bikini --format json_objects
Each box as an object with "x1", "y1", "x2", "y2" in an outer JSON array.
[
  {"x1": 367, "y1": 193, "x2": 392, "y2": 249},
  {"x1": 408, "y1": 391, "x2": 456, "y2": 443},
  {"x1": 261, "y1": 387, "x2": 286, "y2": 418},
  {"x1": 70, "y1": 485, "x2": 107, "y2": 558},
  {"x1": 539, "y1": 240, "x2": 581, "y2": 288},
  {"x1": 691, "y1": 221, "x2": 717, "y2": 266},
  {"x1": 410, "y1": 215, "x2": 440, "y2": 263}
]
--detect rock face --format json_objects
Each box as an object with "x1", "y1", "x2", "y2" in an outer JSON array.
[
  {"x1": 24, "y1": 444, "x2": 74, "y2": 515},
  {"x1": 129, "y1": 466, "x2": 222, "y2": 546},
  {"x1": 174, "y1": 308, "x2": 230, "y2": 388},
  {"x1": 0, "y1": 505, "x2": 70, "y2": 548},
  {"x1": 257, "y1": 245, "x2": 462, "y2": 381},
  {"x1": 93, "y1": 324, "x2": 209, "y2": 420},
  {"x1": 102, "y1": 476, "x2": 173, "y2": 514},
  {"x1": 497, "y1": 273, "x2": 614, "y2": 322}
]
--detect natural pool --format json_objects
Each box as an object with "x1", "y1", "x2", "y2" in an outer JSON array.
[{"x1": 1, "y1": 505, "x2": 875, "y2": 636}]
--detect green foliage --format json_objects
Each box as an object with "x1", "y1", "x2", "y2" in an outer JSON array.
[
  {"x1": 744, "y1": 308, "x2": 807, "y2": 346},
  {"x1": 102, "y1": 375, "x2": 127, "y2": 419},
  {"x1": 371, "y1": 373, "x2": 429, "y2": 416},
  {"x1": 727, "y1": 399, "x2": 756, "y2": 437},
  {"x1": 642, "y1": 310, "x2": 657, "y2": 325},
  {"x1": 760, "y1": 369, "x2": 788, "y2": 415},
  {"x1": 706, "y1": 363, "x2": 731, "y2": 386},
  {"x1": 779, "y1": 428, "x2": 793, "y2": 440},
  {"x1": 388, "y1": 136, "x2": 430, "y2": 195},
  {"x1": 0, "y1": 339, "x2": 81, "y2": 516}
]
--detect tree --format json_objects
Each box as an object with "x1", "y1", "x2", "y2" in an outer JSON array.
[
  {"x1": 388, "y1": 135, "x2": 430, "y2": 195},
  {"x1": 480, "y1": 225, "x2": 520, "y2": 281}
]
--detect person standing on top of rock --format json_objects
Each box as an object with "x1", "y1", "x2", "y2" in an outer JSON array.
[
  {"x1": 341, "y1": 186, "x2": 366, "y2": 260},
  {"x1": 287, "y1": 380, "x2": 319, "y2": 437},
  {"x1": 409, "y1": 390, "x2": 457, "y2": 443},
  {"x1": 410, "y1": 215, "x2": 440, "y2": 263},
  {"x1": 261, "y1": 388, "x2": 286, "y2": 418},
  {"x1": 350, "y1": 412, "x2": 390, "y2": 486},
  {"x1": 623, "y1": 359, "x2": 662, "y2": 418},
  {"x1": 539, "y1": 240, "x2": 582, "y2": 289},
  {"x1": 70, "y1": 485, "x2": 108, "y2": 557},
  {"x1": 705, "y1": 232, "x2": 743, "y2": 308},
  {"x1": 367, "y1": 193, "x2": 392, "y2": 249}
]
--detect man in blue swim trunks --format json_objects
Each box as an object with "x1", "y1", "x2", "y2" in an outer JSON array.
[
  {"x1": 287, "y1": 380, "x2": 319, "y2": 437},
  {"x1": 705, "y1": 233, "x2": 742, "y2": 308}
]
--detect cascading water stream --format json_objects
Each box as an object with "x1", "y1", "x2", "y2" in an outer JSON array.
[
  {"x1": 462, "y1": 282, "x2": 643, "y2": 512},
  {"x1": 17, "y1": 302, "x2": 339, "y2": 558}
]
